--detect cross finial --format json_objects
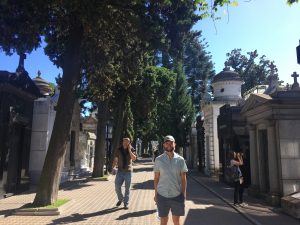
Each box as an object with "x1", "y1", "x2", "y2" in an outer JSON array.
[
  {"x1": 291, "y1": 72, "x2": 300, "y2": 90},
  {"x1": 291, "y1": 72, "x2": 299, "y2": 82}
]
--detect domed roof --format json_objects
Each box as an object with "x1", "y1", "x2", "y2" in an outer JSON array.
[
  {"x1": 212, "y1": 67, "x2": 243, "y2": 83},
  {"x1": 32, "y1": 71, "x2": 52, "y2": 95}
]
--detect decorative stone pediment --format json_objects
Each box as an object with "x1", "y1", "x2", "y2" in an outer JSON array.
[
  {"x1": 87, "y1": 132, "x2": 96, "y2": 140},
  {"x1": 241, "y1": 93, "x2": 272, "y2": 113},
  {"x1": 0, "y1": 70, "x2": 41, "y2": 97}
]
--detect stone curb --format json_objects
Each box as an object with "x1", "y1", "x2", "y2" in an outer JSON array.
[
  {"x1": 13, "y1": 199, "x2": 74, "y2": 216},
  {"x1": 14, "y1": 208, "x2": 59, "y2": 216}
]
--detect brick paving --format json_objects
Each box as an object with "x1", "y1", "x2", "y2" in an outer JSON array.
[
  {"x1": 188, "y1": 171, "x2": 300, "y2": 225},
  {"x1": 0, "y1": 159, "x2": 160, "y2": 225},
  {"x1": 0, "y1": 158, "x2": 298, "y2": 225}
]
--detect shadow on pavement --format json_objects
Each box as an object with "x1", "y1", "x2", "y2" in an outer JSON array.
[
  {"x1": 183, "y1": 207, "x2": 252, "y2": 225},
  {"x1": 116, "y1": 209, "x2": 156, "y2": 220},
  {"x1": 0, "y1": 209, "x2": 13, "y2": 217},
  {"x1": 132, "y1": 180, "x2": 153, "y2": 190},
  {"x1": 47, "y1": 207, "x2": 123, "y2": 225},
  {"x1": 62, "y1": 183, "x2": 93, "y2": 191},
  {"x1": 133, "y1": 167, "x2": 153, "y2": 173},
  {"x1": 135, "y1": 158, "x2": 153, "y2": 164}
]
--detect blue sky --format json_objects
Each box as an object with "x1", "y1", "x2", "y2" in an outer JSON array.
[
  {"x1": 195, "y1": 0, "x2": 300, "y2": 83},
  {"x1": 0, "y1": 0, "x2": 299, "y2": 84}
]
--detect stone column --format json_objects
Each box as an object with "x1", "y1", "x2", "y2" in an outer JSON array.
[
  {"x1": 257, "y1": 128, "x2": 268, "y2": 193},
  {"x1": 248, "y1": 124, "x2": 259, "y2": 187},
  {"x1": 267, "y1": 120, "x2": 280, "y2": 204}
]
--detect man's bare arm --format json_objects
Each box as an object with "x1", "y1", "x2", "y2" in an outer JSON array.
[
  {"x1": 181, "y1": 172, "x2": 187, "y2": 198},
  {"x1": 154, "y1": 172, "x2": 160, "y2": 202},
  {"x1": 112, "y1": 157, "x2": 118, "y2": 168},
  {"x1": 128, "y1": 145, "x2": 137, "y2": 161}
]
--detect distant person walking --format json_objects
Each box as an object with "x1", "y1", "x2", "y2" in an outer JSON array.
[
  {"x1": 230, "y1": 151, "x2": 246, "y2": 207},
  {"x1": 112, "y1": 137, "x2": 137, "y2": 209},
  {"x1": 154, "y1": 135, "x2": 188, "y2": 225}
]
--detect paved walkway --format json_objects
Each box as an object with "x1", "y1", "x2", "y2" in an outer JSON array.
[
  {"x1": 0, "y1": 158, "x2": 298, "y2": 225},
  {"x1": 188, "y1": 171, "x2": 300, "y2": 225}
]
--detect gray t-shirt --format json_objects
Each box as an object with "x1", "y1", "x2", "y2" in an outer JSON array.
[{"x1": 154, "y1": 152, "x2": 188, "y2": 198}]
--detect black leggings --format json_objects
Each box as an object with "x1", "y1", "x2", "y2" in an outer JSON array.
[{"x1": 234, "y1": 180, "x2": 244, "y2": 204}]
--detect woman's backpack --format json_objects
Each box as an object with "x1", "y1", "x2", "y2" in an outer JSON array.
[{"x1": 230, "y1": 165, "x2": 240, "y2": 182}]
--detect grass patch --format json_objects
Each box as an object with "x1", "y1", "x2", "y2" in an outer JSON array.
[
  {"x1": 92, "y1": 175, "x2": 109, "y2": 181},
  {"x1": 22, "y1": 199, "x2": 70, "y2": 209},
  {"x1": 45, "y1": 199, "x2": 69, "y2": 208}
]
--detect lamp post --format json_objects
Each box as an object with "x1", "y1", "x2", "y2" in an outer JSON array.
[
  {"x1": 105, "y1": 120, "x2": 113, "y2": 174},
  {"x1": 180, "y1": 115, "x2": 186, "y2": 157}
]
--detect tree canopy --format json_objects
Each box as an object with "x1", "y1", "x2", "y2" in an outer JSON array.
[
  {"x1": 287, "y1": 0, "x2": 298, "y2": 4},
  {"x1": 132, "y1": 66, "x2": 176, "y2": 143},
  {"x1": 0, "y1": 0, "x2": 238, "y2": 206},
  {"x1": 183, "y1": 32, "x2": 215, "y2": 111},
  {"x1": 224, "y1": 49, "x2": 279, "y2": 95}
]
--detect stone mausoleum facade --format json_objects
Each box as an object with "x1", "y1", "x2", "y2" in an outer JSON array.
[
  {"x1": 201, "y1": 68, "x2": 243, "y2": 176},
  {"x1": 241, "y1": 73, "x2": 300, "y2": 214}
]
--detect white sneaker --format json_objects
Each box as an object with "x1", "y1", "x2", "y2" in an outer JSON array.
[
  {"x1": 233, "y1": 203, "x2": 241, "y2": 207},
  {"x1": 240, "y1": 202, "x2": 248, "y2": 207}
]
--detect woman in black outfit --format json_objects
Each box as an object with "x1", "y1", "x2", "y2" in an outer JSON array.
[{"x1": 230, "y1": 151, "x2": 246, "y2": 206}]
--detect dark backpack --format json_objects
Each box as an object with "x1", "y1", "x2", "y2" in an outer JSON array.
[
  {"x1": 230, "y1": 165, "x2": 240, "y2": 182},
  {"x1": 225, "y1": 165, "x2": 240, "y2": 183}
]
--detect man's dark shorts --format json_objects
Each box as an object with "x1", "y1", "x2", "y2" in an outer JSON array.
[{"x1": 157, "y1": 193, "x2": 185, "y2": 217}]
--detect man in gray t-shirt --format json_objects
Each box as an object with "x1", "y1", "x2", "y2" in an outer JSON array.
[{"x1": 154, "y1": 135, "x2": 188, "y2": 225}]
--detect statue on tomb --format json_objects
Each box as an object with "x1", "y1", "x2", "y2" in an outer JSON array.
[{"x1": 264, "y1": 62, "x2": 279, "y2": 95}]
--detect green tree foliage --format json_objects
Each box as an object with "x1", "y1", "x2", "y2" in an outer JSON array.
[
  {"x1": 0, "y1": 1, "x2": 48, "y2": 54},
  {"x1": 183, "y1": 32, "x2": 215, "y2": 111},
  {"x1": 170, "y1": 62, "x2": 194, "y2": 148},
  {"x1": 132, "y1": 66, "x2": 176, "y2": 143},
  {"x1": 159, "y1": 0, "x2": 200, "y2": 59},
  {"x1": 224, "y1": 49, "x2": 279, "y2": 95},
  {"x1": 0, "y1": 0, "x2": 237, "y2": 206},
  {"x1": 0, "y1": 0, "x2": 151, "y2": 206},
  {"x1": 123, "y1": 96, "x2": 135, "y2": 142},
  {"x1": 287, "y1": 0, "x2": 298, "y2": 4}
]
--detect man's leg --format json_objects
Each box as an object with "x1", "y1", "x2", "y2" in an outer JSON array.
[
  {"x1": 172, "y1": 215, "x2": 181, "y2": 225},
  {"x1": 170, "y1": 194, "x2": 184, "y2": 225},
  {"x1": 157, "y1": 194, "x2": 170, "y2": 224},
  {"x1": 115, "y1": 172, "x2": 124, "y2": 203},
  {"x1": 160, "y1": 216, "x2": 168, "y2": 225},
  {"x1": 123, "y1": 172, "x2": 132, "y2": 206}
]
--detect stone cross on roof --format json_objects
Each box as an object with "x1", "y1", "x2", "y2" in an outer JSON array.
[
  {"x1": 291, "y1": 72, "x2": 300, "y2": 90},
  {"x1": 264, "y1": 62, "x2": 278, "y2": 95}
]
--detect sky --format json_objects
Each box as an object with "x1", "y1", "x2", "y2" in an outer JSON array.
[
  {"x1": 195, "y1": 0, "x2": 300, "y2": 84},
  {"x1": 0, "y1": 0, "x2": 299, "y2": 84}
]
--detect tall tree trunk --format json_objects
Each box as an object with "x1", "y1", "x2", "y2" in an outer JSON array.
[
  {"x1": 108, "y1": 94, "x2": 126, "y2": 171},
  {"x1": 92, "y1": 100, "x2": 109, "y2": 177},
  {"x1": 33, "y1": 20, "x2": 83, "y2": 206}
]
